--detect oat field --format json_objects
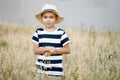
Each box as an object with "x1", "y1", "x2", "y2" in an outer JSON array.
[{"x1": 0, "y1": 23, "x2": 120, "y2": 80}]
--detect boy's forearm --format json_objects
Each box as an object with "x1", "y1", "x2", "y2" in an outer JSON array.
[
  {"x1": 33, "y1": 47, "x2": 47, "y2": 55},
  {"x1": 33, "y1": 46, "x2": 70, "y2": 55},
  {"x1": 56, "y1": 48, "x2": 70, "y2": 54}
]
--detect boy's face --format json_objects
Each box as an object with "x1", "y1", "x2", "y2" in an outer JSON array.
[{"x1": 41, "y1": 12, "x2": 57, "y2": 28}]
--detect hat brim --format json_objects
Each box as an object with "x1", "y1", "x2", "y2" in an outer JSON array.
[{"x1": 35, "y1": 10, "x2": 63, "y2": 24}]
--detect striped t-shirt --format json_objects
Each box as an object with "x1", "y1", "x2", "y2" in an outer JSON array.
[{"x1": 32, "y1": 27, "x2": 70, "y2": 76}]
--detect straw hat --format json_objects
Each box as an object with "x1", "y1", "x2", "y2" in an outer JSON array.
[{"x1": 35, "y1": 4, "x2": 63, "y2": 24}]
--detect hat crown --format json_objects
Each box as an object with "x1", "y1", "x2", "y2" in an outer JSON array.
[{"x1": 41, "y1": 4, "x2": 57, "y2": 12}]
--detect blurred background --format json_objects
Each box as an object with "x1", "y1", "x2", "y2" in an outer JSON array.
[
  {"x1": 0, "y1": 1, "x2": 120, "y2": 80},
  {"x1": 0, "y1": 0, "x2": 120, "y2": 31}
]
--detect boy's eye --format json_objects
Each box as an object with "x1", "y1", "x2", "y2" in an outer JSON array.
[
  {"x1": 43, "y1": 16, "x2": 54, "y2": 19},
  {"x1": 50, "y1": 16, "x2": 54, "y2": 18},
  {"x1": 43, "y1": 16, "x2": 47, "y2": 18}
]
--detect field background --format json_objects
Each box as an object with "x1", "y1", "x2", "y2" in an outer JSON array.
[{"x1": 0, "y1": 23, "x2": 120, "y2": 80}]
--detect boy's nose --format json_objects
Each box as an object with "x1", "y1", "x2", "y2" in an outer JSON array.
[{"x1": 47, "y1": 18, "x2": 50, "y2": 22}]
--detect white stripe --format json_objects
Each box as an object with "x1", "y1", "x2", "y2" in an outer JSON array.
[
  {"x1": 56, "y1": 47, "x2": 62, "y2": 49},
  {"x1": 46, "y1": 71, "x2": 64, "y2": 76},
  {"x1": 37, "y1": 55, "x2": 63, "y2": 60},
  {"x1": 63, "y1": 41, "x2": 70, "y2": 46},
  {"x1": 36, "y1": 61, "x2": 62, "y2": 68},
  {"x1": 61, "y1": 34, "x2": 68, "y2": 41},
  {"x1": 39, "y1": 38, "x2": 60, "y2": 43},
  {"x1": 37, "y1": 29, "x2": 64, "y2": 35},
  {"x1": 32, "y1": 39, "x2": 38, "y2": 44},
  {"x1": 37, "y1": 70, "x2": 64, "y2": 76},
  {"x1": 34, "y1": 32, "x2": 38, "y2": 37},
  {"x1": 38, "y1": 31, "x2": 63, "y2": 35}
]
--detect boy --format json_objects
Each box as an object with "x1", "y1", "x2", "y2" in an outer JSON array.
[{"x1": 32, "y1": 4, "x2": 70, "y2": 80}]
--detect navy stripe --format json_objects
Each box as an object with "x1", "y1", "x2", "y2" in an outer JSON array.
[
  {"x1": 38, "y1": 34, "x2": 61, "y2": 39},
  {"x1": 37, "y1": 28, "x2": 44, "y2": 31},
  {"x1": 38, "y1": 54, "x2": 62, "y2": 56},
  {"x1": 58, "y1": 28, "x2": 64, "y2": 32},
  {"x1": 37, "y1": 59, "x2": 62, "y2": 64},
  {"x1": 36, "y1": 65, "x2": 63, "y2": 72},
  {"x1": 48, "y1": 75, "x2": 62, "y2": 77},
  {"x1": 61, "y1": 37, "x2": 69, "y2": 45},
  {"x1": 51, "y1": 54, "x2": 62, "y2": 56},
  {"x1": 39, "y1": 43, "x2": 62, "y2": 47},
  {"x1": 50, "y1": 67, "x2": 63, "y2": 72},
  {"x1": 32, "y1": 36, "x2": 38, "y2": 42}
]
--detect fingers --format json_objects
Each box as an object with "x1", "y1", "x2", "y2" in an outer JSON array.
[
  {"x1": 45, "y1": 46, "x2": 57, "y2": 54},
  {"x1": 44, "y1": 51, "x2": 51, "y2": 57}
]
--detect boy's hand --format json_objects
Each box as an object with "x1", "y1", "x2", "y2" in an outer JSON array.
[
  {"x1": 44, "y1": 51, "x2": 51, "y2": 57},
  {"x1": 45, "y1": 46, "x2": 57, "y2": 54}
]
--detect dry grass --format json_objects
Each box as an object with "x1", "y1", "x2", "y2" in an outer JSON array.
[{"x1": 0, "y1": 23, "x2": 120, "y2": 80}]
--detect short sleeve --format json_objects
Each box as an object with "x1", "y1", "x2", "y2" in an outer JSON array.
[
  {"x1": 32, "y1": 29, "x2": 39, "y2": 44},
  {"x1": 61, "y1": 31, "x2": 70, "y2": 46}
]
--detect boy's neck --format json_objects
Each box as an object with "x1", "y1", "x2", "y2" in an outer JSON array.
[{"x1": 45, "y1": 26, "x2": 57, "y2": 32}]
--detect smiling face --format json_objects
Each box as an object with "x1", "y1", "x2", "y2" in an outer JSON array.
[{"x1": 41, "y1": 12, "x2": 57, "y2": 29}]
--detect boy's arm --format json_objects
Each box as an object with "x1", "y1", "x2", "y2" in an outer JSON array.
[
  {"x1": 46, "y1": 43, "x2": 70, "y2": 54},
  {"x1": 33, "y1": 43, "x2": 48, "y2": 55},
  {"x1": 56, "y1": 43, "x2": 70, "y2": 54}
]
